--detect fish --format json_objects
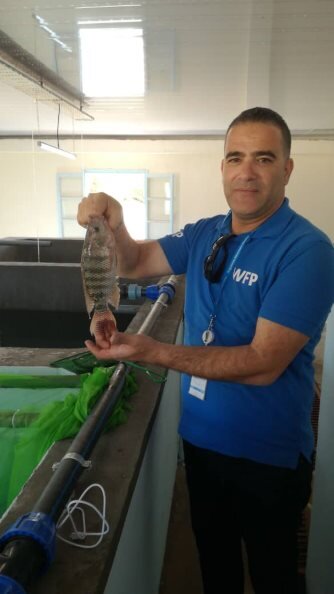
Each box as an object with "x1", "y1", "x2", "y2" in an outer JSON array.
[{"x1": 81, "y1": 216, "x2": 120, "y2": 338}]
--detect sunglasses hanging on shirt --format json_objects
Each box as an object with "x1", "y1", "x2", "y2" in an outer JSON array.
[{"x1": 203, "y1": 233, "x2": 235, "y2": 283}]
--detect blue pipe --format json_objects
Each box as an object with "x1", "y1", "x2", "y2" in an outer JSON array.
[
  {"x1": 0, "y1": 576, "x2": 27, "y2": 594},
  {"x1": 0, "y1": 512, "x2": 56, "y2": 594},
  {"x1": 126, "y1": 281, "x2": 176, "y2": 302},
  {"x1": 126, "y1": 283, "x2": 160, "y2": 300}
]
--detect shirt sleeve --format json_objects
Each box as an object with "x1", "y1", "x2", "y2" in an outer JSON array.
[
  {"x1": 158, "y1": 223, "x2": 197, "y2": 275},
  {"x1": 259, "y1": 240, "x2": 334, "y2": 336}
]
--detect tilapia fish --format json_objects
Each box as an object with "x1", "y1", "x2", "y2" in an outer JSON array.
[{"x1": 81, "y1": 216, "x2": 120, "y2": 337}]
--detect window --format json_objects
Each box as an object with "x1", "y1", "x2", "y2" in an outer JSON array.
[
  {"x1": 57, "y1": 170, "x2": 174, "y2": 240},
  {"x1": 84, "y1": 170, "x2": 146, "y2": 239}
]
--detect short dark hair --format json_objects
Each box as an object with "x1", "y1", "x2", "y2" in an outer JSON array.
[{"x1": 225, "y1": 107, "x2": 291, "y2": 156}]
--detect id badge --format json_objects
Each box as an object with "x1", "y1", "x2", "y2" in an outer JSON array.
[{"x1": 189, "y1": 376, "x2": 207, "y2": 400}]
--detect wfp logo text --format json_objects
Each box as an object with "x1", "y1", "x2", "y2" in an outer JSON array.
[{"x1": 233, "y1": 268, "x2": 258, "y2": 286}]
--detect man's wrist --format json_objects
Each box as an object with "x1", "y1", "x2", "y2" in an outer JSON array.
[{"x1": 113, "y1": 219, "x2": 125, "y2": 235}]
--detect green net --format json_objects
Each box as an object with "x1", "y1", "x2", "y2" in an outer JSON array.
[
  {"x1": 51, "y1": 350, "x2": 167, "y2": 384},
  {"x1": 0, "y1": 365, "x2": 138, "y2": 518},
  {"x1": 50, "y1": 350, "x2": 115, "y2": 374}
]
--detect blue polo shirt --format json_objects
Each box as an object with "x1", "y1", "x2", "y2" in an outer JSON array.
[{"x1": 158, "y1": 199, "x2": 334, "y2": 468}]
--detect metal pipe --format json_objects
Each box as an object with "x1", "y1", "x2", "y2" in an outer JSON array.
[
  {"x1": 0, "y1": 365, "x2": 128, "y2": 589},
  {"x1": 0, "y1": 275, "x2": 177, "y2": 594},
  {"x1": 0, "y1": 240, "x2": 52, "y2": 247},
  {"x1": 32, "y1": 363, "x2": 128, "y2": 520},
  {"x1": 137, "y1": 275, "x2": 177, "y2": 336}
]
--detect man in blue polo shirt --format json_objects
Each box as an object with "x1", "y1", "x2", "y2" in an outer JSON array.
[{"x1": 78, "y1": 107, "x2": 334, "y2": 594}]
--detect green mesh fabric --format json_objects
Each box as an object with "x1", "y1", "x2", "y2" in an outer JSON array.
[
  {"x1": 0, "y1": 366, "x2": 137, "y2": 517},
  {"x1": 50, "y1": 351, "x2": 114, "y2": 374}
]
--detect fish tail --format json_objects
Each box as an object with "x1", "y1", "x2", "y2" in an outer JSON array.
[{"x1": 89, "y1": 309, "x2": 117, "y2": 339}]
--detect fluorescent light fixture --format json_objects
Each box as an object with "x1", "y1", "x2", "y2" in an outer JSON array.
[
  {"x1": 33, "y1": 14, "x2": 72, "y2": 53},
  {"x1": 77, "y1": 18, "x2": 142, "y2": 25},
  {"x1": 75, "y1": 4, "x2": 141, "y2": 9},
  {"x1": 38, "y1": 141, "x2": 76, "y2": 160},
  {"x1": 79, "y1": 27, "x2": 145, "y2": 97}
]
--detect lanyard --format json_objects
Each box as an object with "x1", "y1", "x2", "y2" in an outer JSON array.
[
  {"x1": 209, "y1": 233, "x2": 250, "y2": 303},
  {"x1": 203, "y1": 232, "x2": 251, "y2": 346}
]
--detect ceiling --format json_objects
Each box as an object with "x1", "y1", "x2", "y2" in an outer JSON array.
[{"x1": 0, "y1": 0, "x2": 334, "y2": 137}]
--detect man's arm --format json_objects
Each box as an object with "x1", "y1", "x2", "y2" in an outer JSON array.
[
  {"x1": 85, "y1": 317, "x2": 309, "y2": 386},
  {"x1": 111, "y1": 221, "x2": 172, "y2": 279},
  {"x1": 77, "y1": 192, "x2": 172, "y2": 278}
]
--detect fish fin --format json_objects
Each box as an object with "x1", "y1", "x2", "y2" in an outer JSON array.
[
  {"x1": 90, "y1": 309, "x2": 117, "y2": 338},
  {"x1": 108, "y1": 284, "x2": 120, "y2": 311}
]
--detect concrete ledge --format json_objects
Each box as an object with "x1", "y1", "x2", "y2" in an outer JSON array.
[{"x1": 0, "y1": 275, "x2": 185, "y2": 594}]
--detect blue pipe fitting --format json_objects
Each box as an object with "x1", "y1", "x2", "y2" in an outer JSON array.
[
  {"x1": 159, "y1": 282, "x2": 176, "y2": 302},
  {"x1": 127, "y1": 283, "x2": 161, "y2": 301},
  {"x1": 127, "y1": 283, "x2": 143, "y2": 300},
  {"x1": 0, "y1": 512, "x2": 56, "y2": 572},
  {"x1": 127, "y1": 282, "x2": 175, "y2": 302},
  {"x1": 0, "y1": 575, "x2": 27, "y2": 594},
  {"x1": 144, "y1": 284, "x2": 160, "y2": 301}
]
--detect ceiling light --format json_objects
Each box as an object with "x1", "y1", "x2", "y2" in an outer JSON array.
[
  {"x1": 75, "y1": 4, "x2": 141, "y2": 9},
  {"x1": 37, "y1": 141, "x2": 76, "y2": 160},
  {"x1": 37, "y1": 104, "x2": 77, "y2": 159},
  {"x1": 77, "y1": 18, "x2": 142, "y2": 25},
  {"x1": 33, "y1": 14, "x2": 72, "y2": 53}
]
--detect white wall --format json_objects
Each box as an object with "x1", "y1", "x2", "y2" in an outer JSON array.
[
  {"x1": 0, "y1": 137, "x2": 333, "y2": 239},
  {"x1": 104, "y1": 353, "x2": 182, "y2": 594},
  {"x1": 288, "y1": 140, "x2": 334, "y2": 239},
  {"x1": 306, "y1": 308, "x2": 334, "y2": 594}
]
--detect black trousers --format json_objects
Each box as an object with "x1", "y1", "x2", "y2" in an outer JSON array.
[{"x1": 183, "y1": 440, "x2": 313, "y2": 594}]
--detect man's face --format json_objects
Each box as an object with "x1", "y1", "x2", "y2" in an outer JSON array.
[{"x1": 221, "y1": 122, "x2": 294, "y2": 223}]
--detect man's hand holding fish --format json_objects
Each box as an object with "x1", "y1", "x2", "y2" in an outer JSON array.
[
  {"x1": 78, "y1": 192, "x2": 173, "y2": 281},
  {"x1": 85, "y1": 330, "x2": 161, "y2": 364},
  {"x1": 78, "y1": 191, "x2": 124, "y2": 233},
  {"x1": 78, "y1": 191, "x2": 172, "y2": 358},
  {"x1": 80, "y1": 195, "x2": 123, "y2": 339}
]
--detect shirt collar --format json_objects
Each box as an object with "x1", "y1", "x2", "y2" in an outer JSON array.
[{"x1": 216, "y1": 198, "x2": 294, "y2": 239}]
